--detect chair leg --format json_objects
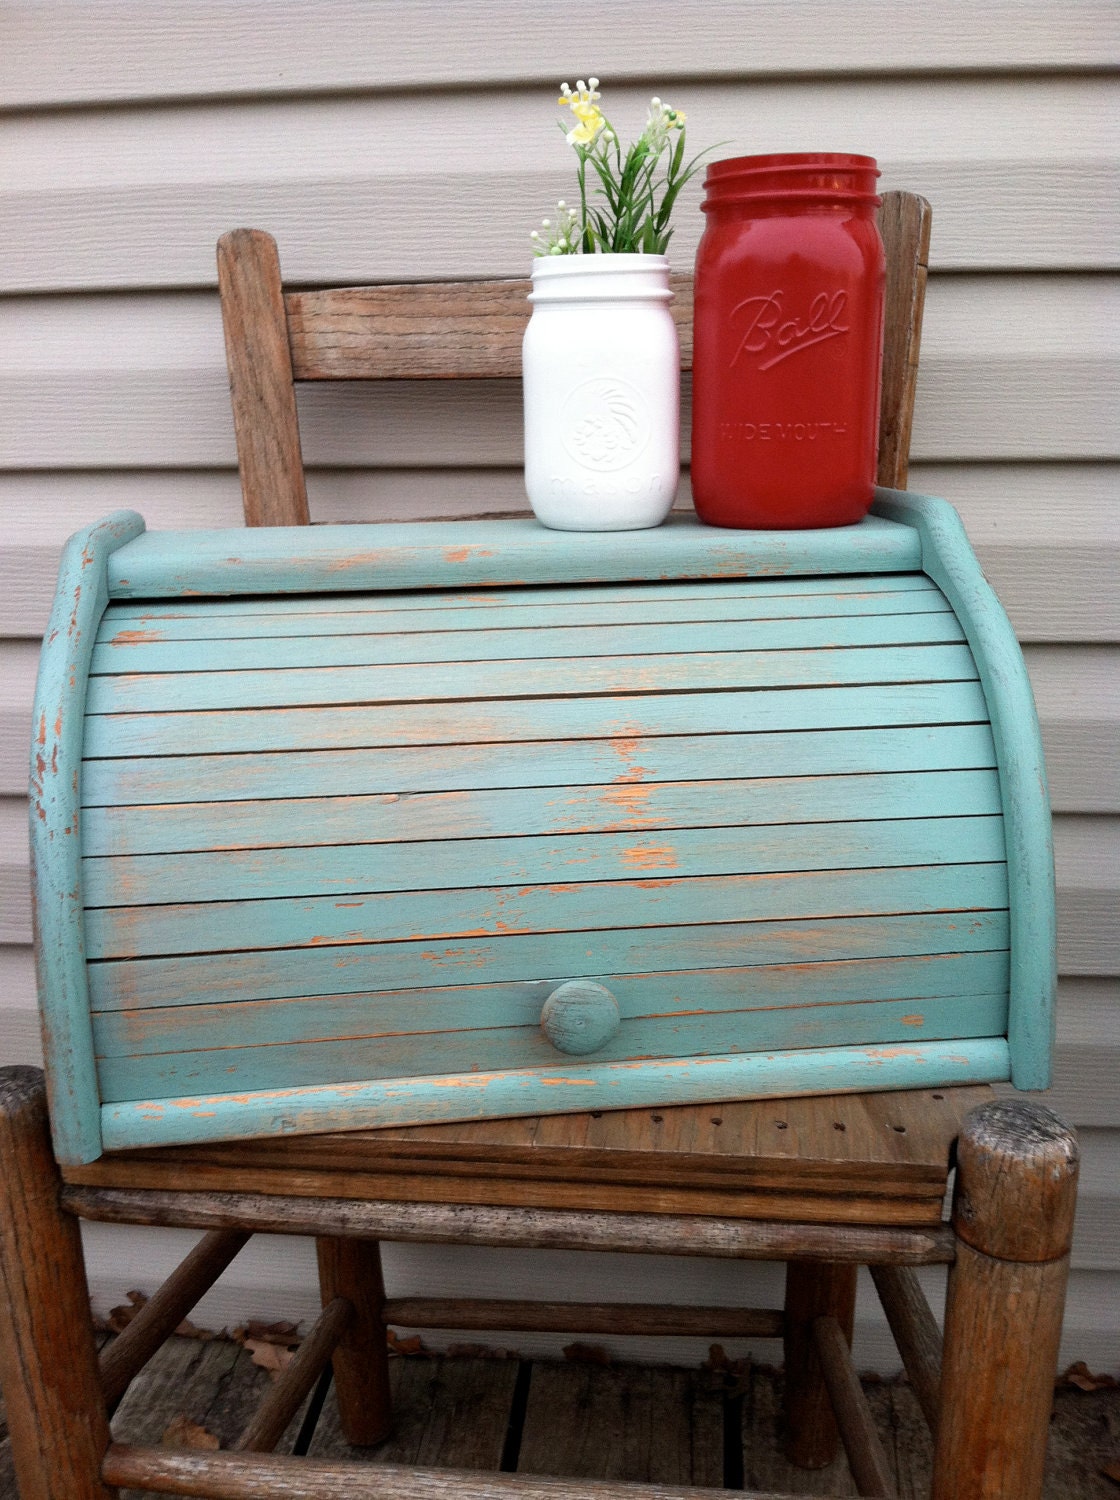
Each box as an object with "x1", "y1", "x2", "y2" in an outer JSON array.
[
  {"x1": 0, "y1": 1067, "x2": 116, "y2": 1499},
  {"x1": 316, "y1": 1236, "x2": 393, "y2": 1445},
  {"x1": 782, "y1": 1258, "x2": 858, "y2": 1467},
  {"x1": 932, "y1": 1099, "x2": 1079, "y2": 1500}
]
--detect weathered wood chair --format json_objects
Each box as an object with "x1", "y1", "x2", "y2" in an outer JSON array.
[{"x1": 0, "y1": 195, "x2": 1078, "y2": 1500}]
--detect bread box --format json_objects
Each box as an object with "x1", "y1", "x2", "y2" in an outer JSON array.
[{"x1": 31, "y1": 493, "x2": 1055, "y2": 1164}]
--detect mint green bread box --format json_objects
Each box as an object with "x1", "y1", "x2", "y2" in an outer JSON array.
[{"x1": 31, "y1": 493, "x2": 1055, "y2": 1165}]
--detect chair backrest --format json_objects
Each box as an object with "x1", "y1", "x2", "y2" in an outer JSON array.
[{"x1": 217, "y1": 192, "x2": 931, "y2": 527}]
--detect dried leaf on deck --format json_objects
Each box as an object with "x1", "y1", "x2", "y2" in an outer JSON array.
[
  {"x1": 174, "y1": 1316, "x2": 215, "y2": 1341},
  {"x1": 700, "y1": 1342, "x2": 749, "y2": 1395},
  {"x1": 107, "y1": 1290, "x2": 147, "y2": 1332},
  {"x1": 234, "y1": 1318, "x2": 301, "y2": 1347},
  {"x1": 161, "y1": 1415, "x2": 220, "y2": 1450},
  {"x1": 245, "y1": 1338, "x2": 295, "y2": 1375},
  {"x1": 1100, "y1": 1459, "x2": 1120, "y2": 1485},
  {"x1": 105, "y1": 1291, "x2": 217, "y2": 1342},
  {"x1": 386, "y1": 1328, "x2": 426, "y2": 1356},
  {"x1": 1060, "y1": 1361, "x2": 1119, "y2": 1391}
]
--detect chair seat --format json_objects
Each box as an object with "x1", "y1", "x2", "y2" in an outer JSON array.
[{"x1": 62, "y1": 1084, "x2": 991, "y2": 1226}]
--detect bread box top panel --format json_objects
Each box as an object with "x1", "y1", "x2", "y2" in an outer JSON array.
[{"x1": 104, "y1": 511, "x2": 921, "y2": 599}]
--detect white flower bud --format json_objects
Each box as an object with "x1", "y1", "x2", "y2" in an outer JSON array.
[
  {"x1": 560, "y1": 82, "x2": 570, "y2": 93},
  {"x1": 541, "y1": 218, "x2": 550, "y2": 227},
  {"x1": 577, "y1": 80, "x2": 587, "y2": 92},
  {"x1": 557, "y1": 199, "x2": 566, "y2": 209},
  {"x1": 651, "y1": 96, "x2": 661, "y2": 107},
  {"x1": 589, "y1": 77, "x2": 599, "y2": 89},
  {"x1": 530, "y1": 230, "x2": 540, "y2": 240}
]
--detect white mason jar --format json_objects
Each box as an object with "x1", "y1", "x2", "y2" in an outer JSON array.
[{"x1": 522, "y1": 254, "x2": 680, "y2": 531}]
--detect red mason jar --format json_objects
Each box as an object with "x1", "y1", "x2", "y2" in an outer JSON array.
[{"x1": 691, "y1": 153, "x2": 885, "y2": 529}]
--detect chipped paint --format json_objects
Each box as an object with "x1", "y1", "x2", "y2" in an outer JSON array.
[
  {"x1": 621, "y1": 842, "x2": 678, "y2": 871},
  {"x1": 110, "y1": 629, "x2": 162, "y2": 645}
]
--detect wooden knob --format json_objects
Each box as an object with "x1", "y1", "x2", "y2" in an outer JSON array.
[{"x1": 540, "y1": 981, "x2": 620, "y2": 1056}]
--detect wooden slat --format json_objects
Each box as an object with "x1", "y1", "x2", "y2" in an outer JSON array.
[
  {"x1": 382, "y1": 1297, "x2": 784, "y2": 1338},
  {"x1": 85, "y1": 642, "x2": 981, "y2": 715},
  {"x1": 67, "y1": 1159, "x2": 945, "y2": 1228},
  {"x1": 216, "y1": 228, "x2": 309, "y2": 527},
  {"x1": 95, "y1": 573, "x2": 944, "y2": 636},
  {"x1": 88, "y1": 609, "x2": 966, "y2": 676},
  {"x1": 101, "y1": 571, "x2": 938, "y2": 618},
  {"x1": 83, "y1": 681, "x2": 994, "y2": 760},
  {"x1": 82, "y1": 814, "x2": 1007, "y2": 910},
  {"x1": 82, "y1": 768, "x2": 1003, "y2": 856},
  {"x1": 91, "y1": 952, "x2": 1011, "y2": 1058},
  {"x1": 64, "y1": 1183, "x2": 960, "y2": 1263},
  {"x1": 94, "y1": 992, "x2": 1008, "y2": 1101},
  {"x1": 877, "y1": 193, "x2": 932, "y2": 490},
  {"x1": 287, "y1": 275, "x2": 692, "y2": 380},
  {"x1": 81, "y1": 724, "x2": 999, "y2": 807},
  {"x1": 87, "y1": 910, "x2": 1012, "y2": 1012},
  {"x1": 83, "y1": 860, "x2": 1009, "y2": 962},
  {"x1": 102, "y1": 1441, "x2": 832, "y2": 1498}
]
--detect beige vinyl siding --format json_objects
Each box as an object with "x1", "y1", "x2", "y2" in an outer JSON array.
[
  {"x1": 3, "y1": 79, "x2": 1116, "y2": 287},
  {"x1": 1, "y1": 1, "x2": 1117, "y2": 1368},
  {"x1": 4, "y1": 1, "x2": 1116, "y2": 108}
]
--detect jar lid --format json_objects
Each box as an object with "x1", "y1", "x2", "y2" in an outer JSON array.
[
  {"x1": 703, "y1": 152, "x2": 880, "y2": 209},
  {"x1": 528, "y1": 253, "x2": 674, "y2": 303}
]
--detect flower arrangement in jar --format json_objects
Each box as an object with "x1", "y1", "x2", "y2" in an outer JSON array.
[{"x1": 522, "y1": 79, "x2": 710, "y2": 531}]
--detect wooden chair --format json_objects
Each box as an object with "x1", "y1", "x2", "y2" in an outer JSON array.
[{"x1": 0, "y1": 196, "x2": 1078, "y2": 1500}]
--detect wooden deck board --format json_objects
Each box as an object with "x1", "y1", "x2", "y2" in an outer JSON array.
[
  {"x1": 1, "y1": 1339, "x2": 1117, "y2": 1497},
  {"x1": 516, "y1": 1361, "x2": 725, "y2": 1487},
  {"x1": 307, "y1": 1353, "x2": 520, "y2": 1469}
]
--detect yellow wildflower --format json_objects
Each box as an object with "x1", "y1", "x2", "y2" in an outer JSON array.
[
  {"x1": 567, "y1": 101, "x2": 605, "y2": 146},
  {"x1": 559, "y1": 77, "x2": 605, "y2": 146}
]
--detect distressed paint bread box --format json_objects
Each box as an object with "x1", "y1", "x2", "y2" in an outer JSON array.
[{"x1": 30, "y1": 493, "x2": 1056, "y2": 1165}]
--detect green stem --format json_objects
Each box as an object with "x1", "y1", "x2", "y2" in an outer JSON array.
[{"x1": 578, "y1": 152, "x2": 592, "y2": 252}]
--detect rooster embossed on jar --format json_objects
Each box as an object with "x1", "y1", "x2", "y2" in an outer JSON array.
[
  {"x1": 523, "y1": 254, "x2": 680, "y2": 531},
  {"x1": 691, "y1": 153, "x2": 885, "y2": 529}
]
